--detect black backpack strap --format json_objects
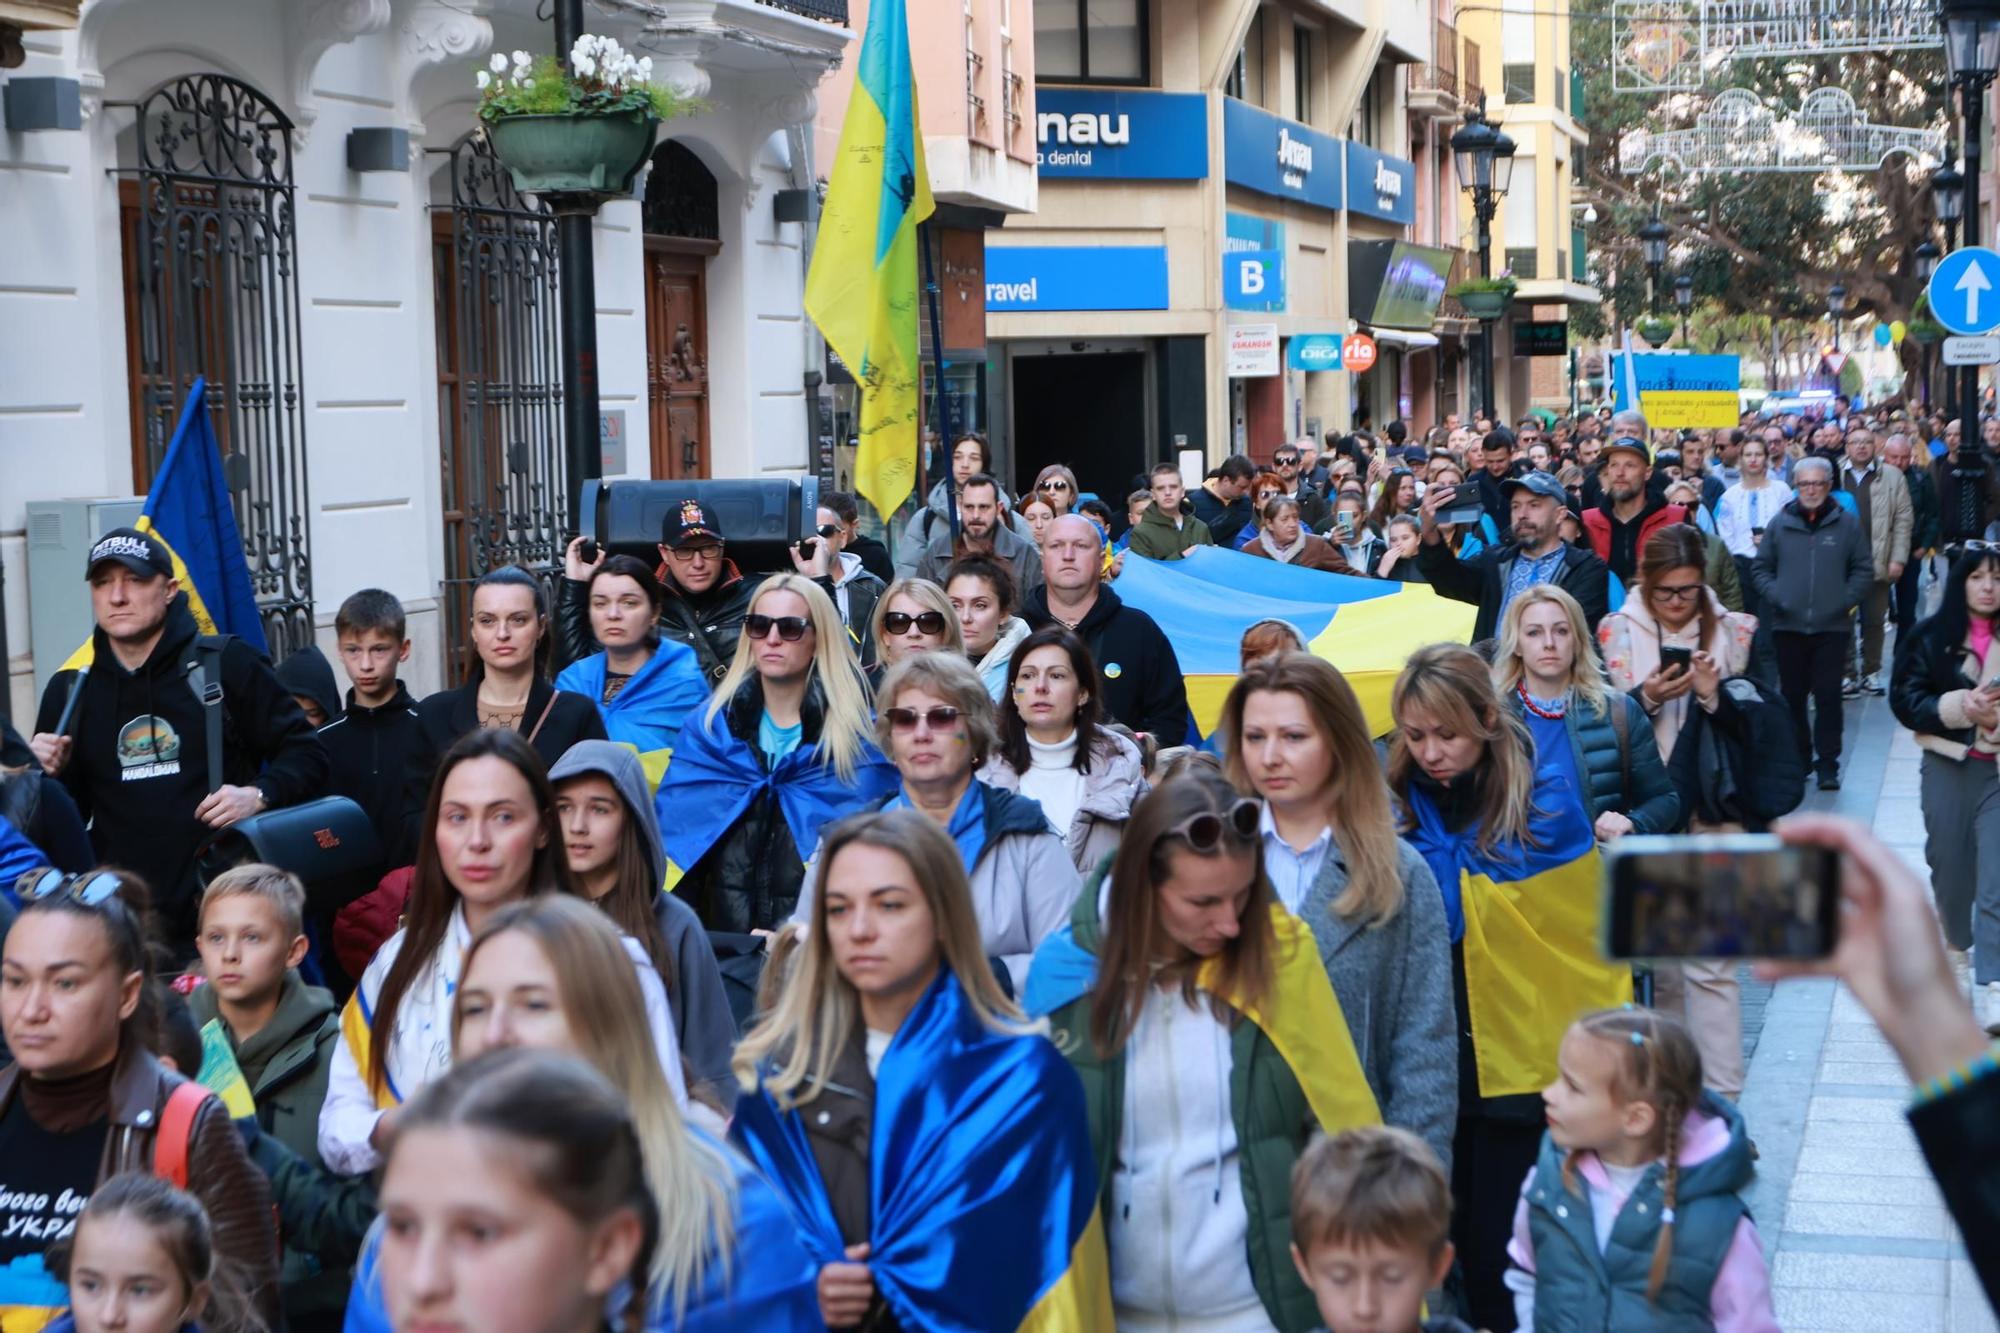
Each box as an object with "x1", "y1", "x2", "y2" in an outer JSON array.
[
  {"x1": 187, "y1": 636, "x2": 229, "y2": 794},
  {"x1": 1609, "y1": 692, "x2": 1633, "y2": 803}
]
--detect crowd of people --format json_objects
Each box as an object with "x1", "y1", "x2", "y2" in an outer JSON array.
[{"x1": 0, "y1": 395, "x2": 1996, "y2": 1333}]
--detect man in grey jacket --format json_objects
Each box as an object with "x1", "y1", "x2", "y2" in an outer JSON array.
[
  {"x1": 1751, "y1": 457, "x2": 1875, "y2": 790},
  {"x1": 913, "y1": 472, "x2": 1044, "y2": 601},
  {"x1": 1837, "y1": 426, "x2": 1913, "y2": 696}
]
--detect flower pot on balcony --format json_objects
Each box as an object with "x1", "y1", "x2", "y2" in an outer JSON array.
[
  {"x1": 485, "y1": 110, "x2": 658, "y2": 198},
  {"x1": 1458, "y1": 289, "x2": 1512, "y2": 321}
]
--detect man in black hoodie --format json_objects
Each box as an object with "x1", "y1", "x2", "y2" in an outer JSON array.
[{"x1": 29, "y1": 528, "x2": 326, "y2": 946}]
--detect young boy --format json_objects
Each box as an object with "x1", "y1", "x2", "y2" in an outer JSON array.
[
  {"x1": 191, "y1": 863, "x2": 355, "y2": 1330},
  {"x1": 319, "y1": 589, "x2": 422, "y2": 871},
  {"x1": 1290, "y1": 1125, "x2": 1473, "y2": 1333}
]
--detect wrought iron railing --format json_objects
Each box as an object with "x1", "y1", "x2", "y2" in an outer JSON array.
[
  {"x1": 755, "y1": 0, "x2": 847, "y2": 22},
  {"x1": 1409, "y1": 62, "x2": 1458, "y2": 101}
]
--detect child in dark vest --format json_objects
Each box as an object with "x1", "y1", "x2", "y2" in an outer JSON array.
[
  {"x1": 1506, "y1": 1007, "x2": 1777, "y2": 1332},
  {"x1": 1289, "y1": 1124, "x2": 1474, "y2": 1333}
]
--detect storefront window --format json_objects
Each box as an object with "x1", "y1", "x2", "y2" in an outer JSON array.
[{"x1": 1034, "y1": 0, "x2": 1145, "y2": 83}]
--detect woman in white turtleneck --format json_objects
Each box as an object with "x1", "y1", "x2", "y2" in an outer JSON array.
[{"x1": 979, "y1": 623, "x2": 1149, "y2": 875}]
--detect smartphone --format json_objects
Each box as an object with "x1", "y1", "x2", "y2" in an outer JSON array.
[
  {"x1": 1334, "y1": 513, "x2": 1356, "y2": 541},
  {"x1": 796, "y1": 537, "x2": 818, "y2": 559},
  {"x1": 1603, "y1": 834, "x2": 1841, "y2": 961},
  {"x1": 1660, "y1": 646, "x2": 1694, "y2": 676},
  {"x1": 576, "y1": 537, "x2": 599, "y2": 564},
  {"x1": 1438, "y1": 491, "x2": 1484, "y2": 529}
]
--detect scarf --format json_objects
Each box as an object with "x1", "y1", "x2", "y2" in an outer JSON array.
[
  {"x1": 554, "y1": 639, "x2": 708, "y2": 792},
  {"x1": 340, "y1": 905, "x2": 472, "y2": 1108},
  {"x1": 1259, "y1": 527, "x2": 1309, "y2": 563}
]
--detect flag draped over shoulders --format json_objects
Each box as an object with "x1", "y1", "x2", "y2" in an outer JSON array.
[
  {"x1": 730, "y1": 969, "x2": 1113, "y2": 1331},
  {"x1": 1404, "y1": 768, "x2": 1632, "y2": 1099},
  {"x1": 804, "y1": 0, "x2": 934, "y2": 523},
  {"x1": 655, "y1": 708, "x2": 897, "y2": 879},
  {"x1": 1024, "y1": 904, "x2": 1383, "y2": 1137},
  {"x1": 554, "y1": 640, "x2": 707, "y2": 792},
  {"x1": 62, "y1": 377, "x2": 266, "y2": 672}
]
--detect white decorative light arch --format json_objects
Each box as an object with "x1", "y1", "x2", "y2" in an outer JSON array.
[
  {"x1": 1612, "y1": 0, "x2": 1941, "y2": 93},
  {"x1": 1619, "y1": 87, "x2": 1947, "y2": 174}
]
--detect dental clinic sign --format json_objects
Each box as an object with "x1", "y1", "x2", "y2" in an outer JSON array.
[
  {"x1": 1034, "y1": 89, "x2": 1209, "y2": 180},
  {"x1": 1223, "y1": 98, "x2": 1343, "y2": 210},
  {"x1": 1344, "y1": 143, "x2": 1417, "y2": 226}
]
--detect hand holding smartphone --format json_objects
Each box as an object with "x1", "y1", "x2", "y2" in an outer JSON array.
[
  {"x1": 1603, "y1": 834, "x2": 1841, "y2": 961},
  {"x1": 1659, "y1": 646, "x2": 1694, "y2": 677}
]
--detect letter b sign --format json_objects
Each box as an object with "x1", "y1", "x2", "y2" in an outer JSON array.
[
  {"x1": 1240, "y1": 259, "x2": 1265, "y2": 295},
  {"x1": 1225, "y1": 248, "x2": 1285, "y2": 312}
]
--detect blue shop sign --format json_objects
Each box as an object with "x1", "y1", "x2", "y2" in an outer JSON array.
[
  {"x1": 1344, "y1": 143, "x2": 1417, "y2": 225},
  {"x1": 1035, "y1": 89, "x2": 1209, "y2": 180},
  {"x1": 1223, "y1": 213, "x2": 1286, "y2": 312},
  {"x1": 984, "y1": 245, "x2": 1170, "y2": 312},
  {"x1": 1222, "y1": 98, "x2": 1342, "y2": 210},
  {"x1": 1288, "y1": 333, "x2": 1344, "y2": 371}
]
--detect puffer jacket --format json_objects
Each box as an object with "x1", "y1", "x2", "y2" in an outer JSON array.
[
  {"x1": 1891, "y1": 613, "x2": 2000, "y2": 761},
  {"x1": 1503, "y1": 689, "x2": 1682, "y2": 834},
  {"x1": 1038, "y1": 874, "x2": 1323, "y2": 1333},
  {"x1": 0, "y1": 1043, "x2": 280, "y2": 1327},
  {"x1": 556, "y1": 561, "x2": 764, "y2": 683},
  {"x1": 978, "y1": 728, "x2": 1149, "y2": 875}
]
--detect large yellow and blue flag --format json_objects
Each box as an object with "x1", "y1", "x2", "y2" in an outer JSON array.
[
  {"x1": 63, "y1": 377, "x2": 267, "y2": 669},
  {"x1": 806, "y1": 0, "x2": 934, "y2": 523},
  {"x1": 1111, "y1": 548, "x2": 1477, "y2": 736}
]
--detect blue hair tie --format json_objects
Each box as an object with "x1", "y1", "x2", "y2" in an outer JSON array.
[{"x1": 1630, "y1": 1032, "x2": 1646, "y2": 1047}]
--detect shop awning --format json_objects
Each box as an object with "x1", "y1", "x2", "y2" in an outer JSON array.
[{"x1": 1364, "y1": 329, "x2": 1440, "y2": 351}]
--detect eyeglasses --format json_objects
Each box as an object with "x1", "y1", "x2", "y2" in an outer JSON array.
[
  {"x1": 17, "y1": 868, "x2": 124, "y2": 908},
  {"x1": 1041, "y1": 479, "x2": 1072, "y2": 492},
  {"x1": 667, "y1": 544, "x2": 721, "y2": 563},
  {"x1": 883, "y1": 610, "x2": 947, "y2": 635},
  {"x1": 885, "y1": 705, "x2": 962, "y2": 732},
  {"x1": 1165, "y1": 798, "x2": 1261, "y2": 852},
  {"x1": 745, "y1": 614, "x2": 811, "y2": 641},
  {"x1": 1651, "y1": 582, "x2": 1704, "y2": 603}
]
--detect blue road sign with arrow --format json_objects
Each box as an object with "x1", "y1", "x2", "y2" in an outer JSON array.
[{"x1": 1929, "y1": 246, "x2": 2000, "y2": 336}]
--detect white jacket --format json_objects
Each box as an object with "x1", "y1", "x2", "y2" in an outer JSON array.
[{"x1": 1714, "y1": 479, "x2": 1793, "y2": 558}]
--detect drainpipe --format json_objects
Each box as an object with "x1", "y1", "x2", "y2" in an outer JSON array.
[{"x1": 789, "y1": 119, "x2": 825, "y2": 480}]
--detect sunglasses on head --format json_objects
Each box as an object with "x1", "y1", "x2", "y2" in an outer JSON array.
[
  {"x1": 885, "y1": 705, "x2": 962, "y2": 732},
  {"x1": 1166, "y1": 798, "x2": 1261, "y2": 852},
  {"x1": 17, "y1": 868, "x2": 124, "y2": 909},
  {"x1": 883, "y1": 610, "x2": 948, "y2": 635},
  {"x1": 745, "y1": 614, "x2": 811, "y2": 641}
]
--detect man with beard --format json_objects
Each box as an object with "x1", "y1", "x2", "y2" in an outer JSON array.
[
  {"x1": 915, "y1": 472, "x2": 1044, "y2": 598},
  {"x1": 1581, "y1": 435, "x2": 1696, "y2": 585},
  {"x1": 1471, "y1": 426, "x2": 1520, "y2": 519},
  {"x1": 1416, "y1": 469, "x2": 1609, "y2": 642}
]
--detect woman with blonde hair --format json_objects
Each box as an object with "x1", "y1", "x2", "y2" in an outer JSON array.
[
  {"x1": 733, "y1": 809, "x2": 1108, "y2": 1330},
  {"x1": 869, "y1": 576, "x2": 965, "y2": 674},
  {"x1": 658, "y1": 575, "x2": 897, "y2": 939},
  {"x1": 1217, "y1": 653, "x2": 1456, "y2": 1171},
  {"x1": 1387, "y1": 644, "x2": 1633, "y2": 1331},
  {"x1": 343, "y1": 896, "x2": 820, "y2": 1328},
  {"x1": 1494, "y1": 583, "x2": 1680, "y2": 844}
]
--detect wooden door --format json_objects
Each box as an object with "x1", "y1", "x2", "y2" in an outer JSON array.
[{"x1": 644, "y1": 245, "x2": 711, "y2": 480}]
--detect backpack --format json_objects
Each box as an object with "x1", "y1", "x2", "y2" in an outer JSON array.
[
  {"x1": 153, "y1": 1080, "x2": 214, "y2": 1190},
  {"x1": 1677, "y1": 674, "x2": 1805, "y2": 826},
  {"x1": 180, "y1": 635, "x2": 234, "y2": 794}
]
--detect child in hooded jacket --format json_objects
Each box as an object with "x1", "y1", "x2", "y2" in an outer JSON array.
[{"x1": 1505, "y1": 1007, "x2": 1778, "y2": 1333}]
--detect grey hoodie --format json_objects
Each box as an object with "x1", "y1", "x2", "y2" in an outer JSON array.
[{"x1": 547, "y1": 740, "x2": 738, "y2": 1094}]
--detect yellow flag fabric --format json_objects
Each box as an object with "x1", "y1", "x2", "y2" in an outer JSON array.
[
  {"x1": 196, "y1": 1017, "x2": 259, "y2": 1120},
  {"x1": 1460, "y1": 848, "x2": 1634, "y2": 1097},
  {"x1": 1017, "y1": 1205, "x2": 1115, "y2": 1330},
  {"x1": 1204, "y1": 907, "x2": 1384, "y2": 1134},
  {"x1": 804, "y1": 0, "x2": 935, "y2": 522},
  {"x1": 340, "y1": 991, "x2": 400, "y2": 1112}
]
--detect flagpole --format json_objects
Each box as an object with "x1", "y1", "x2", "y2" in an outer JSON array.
[{"x1": 920, "y1": 219, "x2": 959, "y2": 541}]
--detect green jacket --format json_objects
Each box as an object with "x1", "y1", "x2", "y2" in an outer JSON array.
[
  {"x1": 1126, "y1": 502, "x2": 1213, "y2": 561},
  {"x1": 189, "y1": 969, "x2": 337, "y2": 1168},
  {"x1": 1040, "y1": 877, "x2": 1322, "y2": 1332}
]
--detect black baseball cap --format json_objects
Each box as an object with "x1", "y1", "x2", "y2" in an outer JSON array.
[
  {"x1": 659, "y1": 498, "x2": 724, "y2": 550},
  {"x1": 1501, "y1": 471, "x2": 1570, "y2": 505},
  {"x1": 86, "y1": 527, "x2": 173, "y2": 580}
]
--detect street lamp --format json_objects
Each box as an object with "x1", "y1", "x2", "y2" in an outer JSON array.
[
  {"x1": 1451, "y1": 102, "x2": 1516, "y2": 418},
  {"x1": 1933, "y1": 158, "x2": 1966, "y2": 253},
  {"x1": 1639, "y1": 214, "x2": 1670, "y2": 312},
  {"x1": 1673, "y1": 273, "x2": 1693, "y2": 343},
  {"x1": 1917, "y1": 239, "x2": 1943, "y2": 281},
  {"x1": 1828, "y1": 282, "x2": 1848, "y2": 354}
]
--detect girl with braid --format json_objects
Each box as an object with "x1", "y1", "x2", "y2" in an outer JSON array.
[{"x1": 1502, "y1": 1008, "x2": 1777, "y2": 1332}]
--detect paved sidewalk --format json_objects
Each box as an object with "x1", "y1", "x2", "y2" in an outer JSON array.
[{"x1": 1739, "y1": 696, "x2": 1991, "y2": 1333}]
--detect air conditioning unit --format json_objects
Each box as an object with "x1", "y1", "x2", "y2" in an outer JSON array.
[{"x1": 26, "y1": 497, "x2": 146, "y2": 698}]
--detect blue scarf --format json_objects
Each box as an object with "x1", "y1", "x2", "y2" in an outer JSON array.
[
  {"x1": 0, "y1": 814, "x2": 47, "y2": 902},
  {"x1": 885, "y1": 780, "x2": 988, "y2": 873},
  {"x1": 731, "y1": 970, "x2": 1109, "y2": 1330},
  {"x1": 657, "y1": 706, "x2": 897, "y2": 875},
  {"x1": 555, "y1": 640, "x2": 708, "y2": 755}
]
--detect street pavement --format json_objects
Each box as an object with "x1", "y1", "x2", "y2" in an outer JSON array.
[{"x1": 1734, "y1": 692, "x2": 1989, "y2": 1332}]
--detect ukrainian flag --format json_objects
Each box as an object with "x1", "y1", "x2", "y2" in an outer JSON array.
[
  {"x1": 805, "y1": 0, "x2": 933, "y2": 523},
  {"x1": 63, "y1": 377, "x2": 267, "y2": 669},
  {"x1": 1110, "y1": 548, "x2": 1476, "y2": 737}
]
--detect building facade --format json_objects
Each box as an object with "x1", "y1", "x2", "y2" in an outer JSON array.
[
  {"x1": 0, "y1": 0, "x2": 851, "y2": 715},
  {"x1": 981, "y1": 0, "x2": 1434, "y2": 501}
]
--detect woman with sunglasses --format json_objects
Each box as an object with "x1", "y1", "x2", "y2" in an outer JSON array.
[
  {"x1": 1216, "y1": 655, "x2": 1456, "y2": 1173},
  {"x1": 660, "y1": 576, "x2": 896, "y2": 943},
  {"x1": 0, "y1": 869, "x2": 280, "y2": 1329},
  {"x1": 981, "y1": 625, "x2": 1148, "y2": 876},
  {"x1": 1892, "y1": 541, "x2": 2000, "y2": 1032},
  {"x1": 793, "y1": 503, "x2": 888, "y2": 670},
  {"x1": 551, "y1": 555, "x2": 708, "y2": 773},
  {"x1": 736, "y1": 809, "x2": 1109, "y2": 1330},
  {"x1": 1228, "y1": 470, "x2": 1289, "y2": 550},
  {"x1": 1022, "y1": 769, "x2": 1382, "y2": 1332},
  {"x1": 867, "y1": 577, "x2": 964, "y2": 677},
  {"x1": 944, "y1": 555, "x2": 1032, "y2": 701},
  {"x1": 323, "y1": 728, "x2": 686, "y2": 1177},
  {"x1": 1034, "y1": 464, "x2": 1081, "y2": 516},
  {"x1": 795, "y1": 652, "x2": 1077, "y2": 992}
]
